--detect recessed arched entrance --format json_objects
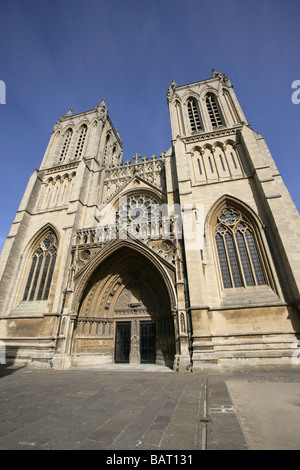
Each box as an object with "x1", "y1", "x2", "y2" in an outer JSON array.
[{"x1": 72, "y1": 246, "x2": 176, "y2": 368}]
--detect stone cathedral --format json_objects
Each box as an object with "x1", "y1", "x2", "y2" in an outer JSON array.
[{"x1": 0, "y1": 70, "x2": 300, "y2": 372}]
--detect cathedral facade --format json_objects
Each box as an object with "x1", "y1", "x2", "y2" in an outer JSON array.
[{"x1": 0, "y1": 71, "x2": 299, "y2": 371}]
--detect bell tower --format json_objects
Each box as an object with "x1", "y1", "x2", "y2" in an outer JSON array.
[
  {"x1": 0, "y1": 98, "x2": 123, "y2": 321},
  {"x1": 167, "y1": 70, "x2": 300, "y2": 371},
  {"x1": 167, "y1": 70, "x2": 247, "y2": 140},
  {"x1": 40, "y1": 98, "x2": 123, "y2": 171}
]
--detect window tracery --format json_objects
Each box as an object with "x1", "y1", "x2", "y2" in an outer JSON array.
[
  {"x1": 215, "y1": 207, "x2": 267, "y2": 289},
  {"x1": 59, "y1": 128, "x2": 73, "y2": 162},
  {"x1": 23, "y1": 231, "x2": 58, "y2": 301},
  {"x1": 74, "y1": 124, "x2": 87, "y2": 159},
  {"x1": 117, "y1": 194, "x2": 160, "y2": 223},
  {"x1": 206, "y1": 93, "x2": 223, "y2": 128}
]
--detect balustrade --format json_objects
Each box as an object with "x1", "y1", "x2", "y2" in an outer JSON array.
[
  {"x1": 74, "y1": 214, "x2": 182, "y2": 246},
  {"x1": 75, "y1": 317, "x2": 113, "y2": 337}
]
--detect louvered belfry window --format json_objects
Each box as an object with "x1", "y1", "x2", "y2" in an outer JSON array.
[
  {"x1": 187, "y1": 98, "x2": 202, "y2": 132},
  {"x1": 74, "y1": 124, "x2": 87, "y2": 159},
  {"x1": 215, "y1": 208, "x2": 267, "y2": 289},
  {"x1": 59, "y1": 128, "x2": 73, "y2": 162},
  {"x1": 23, "y1": 232, "x2": 58, "y2": 301},
  {"x1": 206, "y1": 94, "x2": 223, "y2": 128}
]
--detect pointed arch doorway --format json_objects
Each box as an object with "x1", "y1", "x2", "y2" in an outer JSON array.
[{"x1": 72, "y1": 246, "x2": 176, "y2": 368}]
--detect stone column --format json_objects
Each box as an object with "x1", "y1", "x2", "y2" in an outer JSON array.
[{"x1": 129, "y1": 319, "x2": 140, "y2": 364}]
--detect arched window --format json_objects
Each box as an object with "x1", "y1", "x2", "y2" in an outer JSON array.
[
  {"x1": 206, "y1": 93, "x2": 223, "y2": 128},
  {"x1": 113, "y1": 193, "x2": 163, "y2": 239},
  {"x1": 103, "y1": 133, "x2": 111, "y2": 167},
  {"x1": 105, "y1": 133, "x2": 110, "y2": 145},
  {"x1": 59, "y1": 128, "x2": 73, "y2": 162},
  {"x1": 187, "y1": 98, "x2": 202, "y2": 132},
  {"x1": 117, "y1": 194, "x2": 160, "y2": 223},
  {"x1": 223, "y1": 89, "x2": 240, "y2": 124},
  {"x1": 215, "y1": 207, "x2": 267, "y2": 289},
  {"x1": 23, "y1": 231, "x2": 58, "y2": 301},
  {"x1": 74, "y1": 124, "x2": 87, "y2": 159},
  {"x1": 174, "y1": 100, "x2": 184, "y2": 135}
]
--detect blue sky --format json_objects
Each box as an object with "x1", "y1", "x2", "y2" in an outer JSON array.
[{"x1": 0, "y1": 0, "x2": 299, "y2": 253}]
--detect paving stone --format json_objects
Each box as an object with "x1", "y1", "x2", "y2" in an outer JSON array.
[{"x1": 0, "y1": 365, "x2": 254, "y2": 450}]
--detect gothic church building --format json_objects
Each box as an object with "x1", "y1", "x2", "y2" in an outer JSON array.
[{"x1": 0, "y1": 71, "x2": 299, "y2": 371}]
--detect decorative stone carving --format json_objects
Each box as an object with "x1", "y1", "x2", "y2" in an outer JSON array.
[
  {"x1": 211, "y1": 69, "x2": 231, "y2": 85},
  {"x1": 96, "y1": 98, "x2": 108, "y2": 122},
  {"x1": 102, "y1": 155, "x2": 165, "y2": 205},
  {"x1": 167, "y1": 80, "x2": 178, "y2": 102},
  {"x1": 60, "y1": 108, "x2": 73, "y2": 120}
]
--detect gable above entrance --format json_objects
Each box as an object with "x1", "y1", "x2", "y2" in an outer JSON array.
[{"x1": 101, "y1": 154, "x2": 165, "y2": 205}]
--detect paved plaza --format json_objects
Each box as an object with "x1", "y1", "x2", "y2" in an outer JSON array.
[{"x1": 0, "y1": 364, "x2": 299, "y2": 451}]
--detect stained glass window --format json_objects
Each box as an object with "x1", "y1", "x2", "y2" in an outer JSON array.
[
  {"x1": 23, "y1": 232, "x2": 58, "y2": 301},
  {"x1": 215, "y1": 208, "x2": 267, "y2": 289}
]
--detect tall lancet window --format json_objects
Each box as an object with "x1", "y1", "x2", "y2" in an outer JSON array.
[
  {"x1": 187, "y1": 98, "x2": 202, "y2": 132},
  {"x1": 206, "y1": 93, "x2": 223, "y2": 128},
  {"x1": 23, "y1": 231, "x2": 58, "y2": 302},
  {"x1": 59, "y1": 128, "x2": 73, "y2": 162},
  {"x1": 74, "y1": 124, "x2": 87, "y2": 159},
  {"x1": 215, "y1": 207, "x2": 267, "y2": 289}
]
